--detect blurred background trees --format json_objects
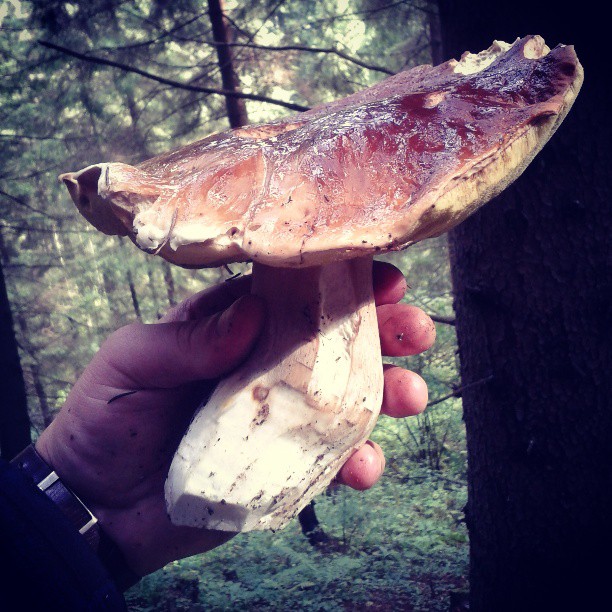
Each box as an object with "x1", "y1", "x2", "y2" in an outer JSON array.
[
  {"x1": 11, "y1": 1, "x2": 607, "y2": 609},
  {"x1": 2, "y1": 0, "x2": 448, "y2": 441},
  {"x1": 2, "y1": 3, "x2": 466, "y2": 608}
]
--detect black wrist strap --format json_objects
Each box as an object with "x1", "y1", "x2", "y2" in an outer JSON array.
[{"x1": 11, "y1": 444, "x2": 140, "y2": 591}]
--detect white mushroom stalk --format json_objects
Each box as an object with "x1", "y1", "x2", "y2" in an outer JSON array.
[{"x1": 166, "y1": 258, "x2": 383, "y2": 531}]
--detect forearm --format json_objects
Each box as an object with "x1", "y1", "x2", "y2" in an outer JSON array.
[
  {"x1": 1, "y1": 451, "x2": 128, "y2": 607},
  {"x1": 10, "y1": 444, "x2": 139, "y2": 593}
]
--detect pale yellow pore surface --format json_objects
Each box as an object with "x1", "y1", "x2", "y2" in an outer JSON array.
[{"x1": 388, "y1": 65, "x2": 584, "y2": 249}]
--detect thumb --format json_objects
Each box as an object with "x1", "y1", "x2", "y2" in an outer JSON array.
[{"x1": 97, "y1": 294, "x2": 266, "y2": 389}]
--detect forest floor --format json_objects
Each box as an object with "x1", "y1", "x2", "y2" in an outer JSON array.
[{"x1": 125, "y1": 467, "x2": 468, "y2": 611}]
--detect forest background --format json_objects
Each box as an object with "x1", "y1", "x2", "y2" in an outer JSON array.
[{"x1": 3, "y1": 1, "x2": 600, "y2": 610}]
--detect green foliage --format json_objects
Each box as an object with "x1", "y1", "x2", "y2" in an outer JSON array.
[{"x1": 1, "y1": 0, "x2": 468, "y2": 608}]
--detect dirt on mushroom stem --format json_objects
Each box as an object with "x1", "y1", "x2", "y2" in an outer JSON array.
[{"x1": 165, "y1": 257, "x2": 385, "y2": 531}]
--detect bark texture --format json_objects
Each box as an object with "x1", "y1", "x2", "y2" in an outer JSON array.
[
  {"x1": 439, "y1": 2, "x2": 612, "y2": 609},
  {"x1": 0, "y1": 262, "x2": 31, "y2": 459},
  {"x1": 207, "y1": 0, "x2": 249, "y2": 129}
]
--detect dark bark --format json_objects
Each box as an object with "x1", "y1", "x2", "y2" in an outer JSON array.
[
  {"x1": 427, "y1": 2, "x2": 443, "y2": 66},
  {"x1": 13, "y1": 315, "x2": 52, "y2": 429},
  {"x1": 208, "y1": 41, "x2": 394, "y2": 75},
  {"x1": 146, "y1": 263, "x2": 164, "y2": 320},
  {"x1": 102, "y1": 269, "x2": 123, "y2": 323},
  {"x1": 207, "y1": 0, "x2": 249, "y2": 129},
  {"x1": 0, "y1": 261, "x2": 31, "y2": 460},
  {"x1": 31, "y1": 363, "x2": 52, "y2": 428},
  {"x1": 125, "y1": 90, "x2": 151, "y2": 159},
  {"x1": 297, "y1": 500, "x2": 331, "y2": 547},
  {"x1": 439, "y1": 2, "x2": 611, "y2": 610},
  {"x1": 127, "y1": 268, "x2": 142, "y2": 321},
  {"x1": 162, "y1": 261, "x2": 177, "y2": 307}
]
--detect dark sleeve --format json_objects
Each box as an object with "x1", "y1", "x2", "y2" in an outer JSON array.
[{"x1": 0, "y1": 458, "x2": 127, "y2": 611}]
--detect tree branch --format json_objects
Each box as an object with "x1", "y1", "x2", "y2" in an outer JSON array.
[
  {"x1": 38, "y1": 40, "x2": 310, "y2": 113},
  {"x1": 206, "y1": 41, "x2": 395, "y2": 75},
  {"x1": 429, "y1": 314, "x2": 456, "y2": 325},
  {"x1": 0, "y1": 189, "x2": 67, "y2": 221},
  {"x1": 427, "y1": 375, "x2": 494, "y2": 409},
  {"x1": 98, "y1": 10, "x2": 210, "y2": 52},
  {"x1": 0, "y1": 223, "x2": 92, "y2": 234},
  {"x1": 0, "y1": 133, "x2": 69, "y2": 142}
]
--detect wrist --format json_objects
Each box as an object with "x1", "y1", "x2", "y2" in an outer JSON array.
[{"x1": 12, "y1": 444, "x2": 140, "y2": 591}]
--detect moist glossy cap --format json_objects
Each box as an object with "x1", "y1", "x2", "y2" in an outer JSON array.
[{"x1": 61, "y1": 35, "x2": 582, "y2": 268}]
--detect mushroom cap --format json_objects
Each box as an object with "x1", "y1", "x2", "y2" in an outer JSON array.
[{"x1": 61, "y1": 35, "x2": 582, "y2": 268}]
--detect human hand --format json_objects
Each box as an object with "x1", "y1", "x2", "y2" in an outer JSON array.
[{"x1": 35, "y1": 261, "x2": 434, "y2": 578}]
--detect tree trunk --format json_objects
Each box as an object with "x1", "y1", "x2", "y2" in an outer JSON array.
[
  {"x1": 127, "y1": 267, "x2": 143, "y2": 321},
  {"x1": 31, "y1": 363, "x2": 53, "y2": 428},
  {"x1": 145, "y1": 262, "x2": 163, "y2": 320},
  {"x1": 439, "y1": 2, "x2": 611, "y2": 609},
  {"x1": 13, "y1": 313, "x2": 53, "y2": 429},
  {"x1": 427, "y1": 1, "x2": 443, "y2": 66},
  {"x1": 0, "y1": 231, "x2": 48, "y2": 436},
  {"x1": 162, "y1": 260, "x2": 177, "y2": 307},
  {"x1": 0, "y1": 260, "x2": 31, "y2": 460},
  {"x1": 103, "y1": 268, "x2": 123, "y2": 323},
  {"x1": 297, "y1": 500, "x2": 331, "y2": 547},
  {"x1": 207, "y1": 0, "x2": 249, "y2": 129}
]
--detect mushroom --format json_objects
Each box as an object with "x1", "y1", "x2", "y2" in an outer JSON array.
[{"x1": 60, "y1": 36, "x2": 582, "y2": 532}]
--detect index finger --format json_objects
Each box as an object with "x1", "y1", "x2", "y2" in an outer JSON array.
[
  {"x1": 373, "y1": 260, "x2": 407, "y2": 306},
  {"x1": 159, "y1": 274, "x2": 252, "y2": 323}
]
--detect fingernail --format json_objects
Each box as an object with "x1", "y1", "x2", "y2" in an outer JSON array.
[
  {"x1": 218, "y1": 295, "x2": 265, "y2": 337},
  {"x1": 218, "y1": 297, "x2": 243, "y2": 336}
]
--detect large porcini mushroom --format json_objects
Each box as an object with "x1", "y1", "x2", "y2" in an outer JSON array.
[{"x1": 60, "y1": 36, "x2": 582, "y2": 532}]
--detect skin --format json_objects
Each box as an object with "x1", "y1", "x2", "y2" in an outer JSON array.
[{"x1": 36, "y1": 261, "x2": 435, "y2": 580}]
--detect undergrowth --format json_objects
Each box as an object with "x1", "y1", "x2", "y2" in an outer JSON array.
[{"x1": 126, "y1": 412, "x2": 468, "y2": 611}]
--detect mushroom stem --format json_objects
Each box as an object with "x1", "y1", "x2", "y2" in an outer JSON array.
[{"x1": 165, "y1": 257, "x2": 384, "y2": 531}]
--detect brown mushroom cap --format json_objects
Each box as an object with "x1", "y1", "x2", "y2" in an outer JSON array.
[{"x1": 62, "y1": 35, "x2": 582, "y2": 268}]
